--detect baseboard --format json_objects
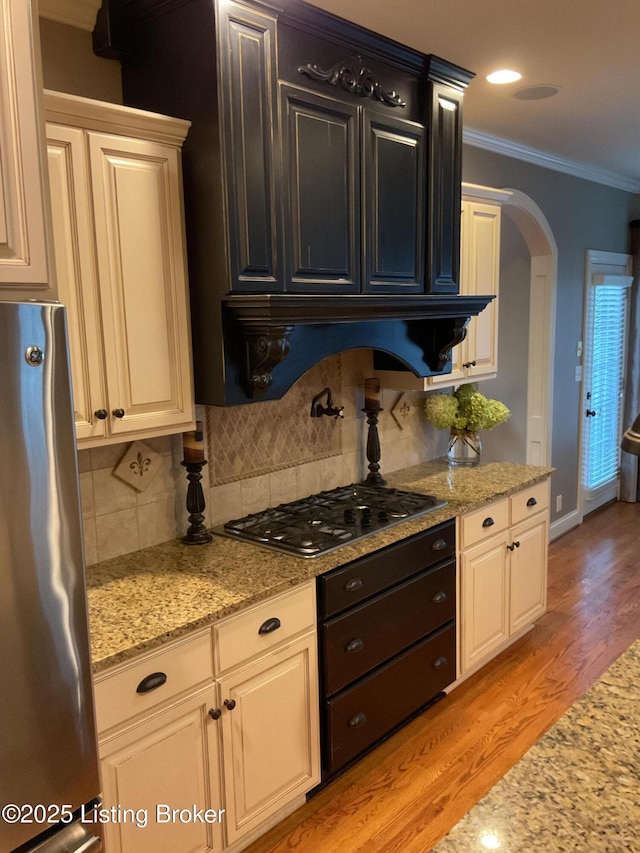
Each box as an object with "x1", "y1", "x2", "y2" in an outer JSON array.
[{"x1": 550, "y1": 509, "x2": 581, "y2": 541}]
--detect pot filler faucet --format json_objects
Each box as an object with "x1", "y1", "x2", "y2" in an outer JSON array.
[{"x1": 310, "y1": 387, "x2": 344, "y2": 419}]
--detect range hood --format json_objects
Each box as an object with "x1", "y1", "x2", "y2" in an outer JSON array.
[
  {"x1": 100, "y1": 0, "x2": 491, "y2": 405},
  {"x1": 224, "y1": 293, "x2": 493, "y2": 403}
]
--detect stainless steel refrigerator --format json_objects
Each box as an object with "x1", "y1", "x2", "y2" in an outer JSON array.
[{"x1": 0, "y1": 301, "x2": 101, "y2": 853}]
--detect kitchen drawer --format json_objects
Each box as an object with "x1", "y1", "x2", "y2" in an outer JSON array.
[
  {"x1": 510, "y1": 480, "x2": 550, "y2": 525},
  {"x1": 323, "y1": 622, "x2": 455, "y2": 776},
  {"x1": 214, "y1": 581, "x2": 315, "y2": 674},
  {"x1": 94, "y1": 630, "x2": 214, "y2": 734},
  {"x1": 321, "y1": 559, "x2": 455, "y2": 696},
  {"x1": 460, "y1": 498, "x2": 509, "y2": 549},
  {"x1": 319, "y1": 520, "x2": 455, "y2": 618}
]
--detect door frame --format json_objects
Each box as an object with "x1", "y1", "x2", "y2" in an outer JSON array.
[{"x1": 577, "y1": 249, "x2": 633, "y2": 520}]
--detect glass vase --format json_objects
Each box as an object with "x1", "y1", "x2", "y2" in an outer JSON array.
[{"x1": 447, "y1": 428, "x2": 482, "y2": 466}]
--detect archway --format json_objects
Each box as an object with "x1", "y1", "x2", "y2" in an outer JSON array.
[{"x1": 500, "y1": 189, "x2": 558, "y2": 467}]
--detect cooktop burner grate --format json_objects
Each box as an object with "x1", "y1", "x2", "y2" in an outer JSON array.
[{"x1": 213, "y1": 483, "x2": 447, "y2": 557}]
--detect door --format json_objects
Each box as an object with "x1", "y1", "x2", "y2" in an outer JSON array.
[
  {"x1": 280, "y1": 84, "x2": 360, "y2": 292},
  {"x1": 363, "y1": 110, "x2": 424, "y2": 292},
  {"x1": 218, "y1": 635, "x2": 320, "y2": 844},
  {"x1": 99, "y1": 686, "x2": 223, "y2": 853},
  {"x1": 580, "y1": 250, "x2": 633, "y2": 515},
  {"x1": 509, "y1": 515, "x2": 548, "y2": 634}
]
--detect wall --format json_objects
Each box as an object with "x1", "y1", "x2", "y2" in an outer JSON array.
[
  {"x1": 78, "y1": 350, "x2": 446, "y2": 564},
  {"x1": 463, "y1": 145, "x2": 637, "y2": 525}
]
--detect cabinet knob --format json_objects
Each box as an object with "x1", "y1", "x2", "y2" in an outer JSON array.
[
  {"x1": 514, "y1": 540, "x2": 520, "y2": 548},
  {"x1": 224, "y1": 698, "x2": 236, "y2": 711},
  {"x1": 349, "y1": 712, "x2": 367, "y2": 729},
  {"x1": 345, "y1": 638, "x2": 364, "y2": 654},
  {"x1": 209, "y1": 708, "x2": 222, "y2": 720},
  {"x1": 94, "y1": 409, "x2": 108, "y2": 420},
  {"x1": 507, "y1": 543, "x2": 515, "y2": 552},
  {"x1": 463, "y1": 360, "x2": 476, "y2": 369},
  {"x1": 112, "y1": 408, "x2": 126, "y2": 419}
]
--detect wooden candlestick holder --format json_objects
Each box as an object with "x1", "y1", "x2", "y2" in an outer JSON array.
[
  {"x1": 361, "y1": 407, "x2": 386, "y2": 486},
  {"x1": 181, "y1": 459, "x2": 213, "y2": 545}
]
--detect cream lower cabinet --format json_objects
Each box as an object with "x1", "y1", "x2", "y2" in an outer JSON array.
[
  {"x1": 94, "y1": 583, "x2": 320, "y2": 853},
  {"x1": 459, "y1": 479, "x2": 550, "y2": 676},
  {"x1": 44, "y1": 90, "x2": 194, "y2": 445}
]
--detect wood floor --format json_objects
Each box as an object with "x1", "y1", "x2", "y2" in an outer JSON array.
[{"x1": 244, "y1": 500, "x2": 640, "y2": 853}]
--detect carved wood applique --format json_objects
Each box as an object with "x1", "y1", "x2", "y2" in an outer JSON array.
[
  {"x1": 298, "y1": 55, "x2": 406, "y2": 108},
  {"x1": 244, "y1": 325, "x2": 294, "y2": 396}
]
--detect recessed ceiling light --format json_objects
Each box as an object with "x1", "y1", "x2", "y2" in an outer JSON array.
[
  {"x1": 486, "y1": 69, "x2": 522, "y2": 85},
  {"x1": 513, "y1": 84, "x2": 561, "y2": 100}
]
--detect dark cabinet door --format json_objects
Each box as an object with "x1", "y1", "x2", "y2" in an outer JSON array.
[
  {"x1": 280, "y1": 85, "x2": 360, "y2": 293},
  {"x1": 219, "y1": 2, "x2": 281, "y2": 291},
  {"x1": 363, "y1": 111, "x2": 425, "y2": 293},
  {"x1": 426, "y1": 82, "x2": 464, "y2": 294}
]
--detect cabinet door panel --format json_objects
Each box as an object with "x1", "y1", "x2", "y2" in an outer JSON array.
[
  {"x1": 0, "y1": 1, "x2": 50, "y2": 292},
  {"x1": 461, "y1": 532, "x2": 509, "y2": 672},
  {"x1": 219, "y1": 635, "x2": 320, "y2": 844},
  {"x1": 281, "y1": 85, "x2": 359, "y2": 292},
  {"x1": 88, "y1": 132, "x2": 193, "y2": 437},
  {"x1": 427, "y1": 84, "x2": 463, "y2": 294},
  {"x1": 46, "y1": 125, "x2": 107, "y2": 440},
  {"x1": 364, "y1": 112, "x2": 424, "y2": 292},
  {"x1": 510, "y1": 516, "x2": 548, "y2": 634},
  {"x1": 464, "y1": 201, "x2": 500, "y2": 379},
  {"x1": 99, "y1": 688, "x2": 222, "y2": 853},
  {"x1": 219, "y1": 3, "x2": 280, "y2": 289}
]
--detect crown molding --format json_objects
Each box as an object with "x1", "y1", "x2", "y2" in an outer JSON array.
[
  {"x1": 38, "y1": 0, "x2": 101, "y2": 32},
  {"x1": 463, "y1": 127, "x2": 640, "y2": 194}
]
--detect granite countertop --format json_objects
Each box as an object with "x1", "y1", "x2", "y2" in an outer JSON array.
[{"x1": 86, "y1": 460, "x2": 554, "y2": 673}]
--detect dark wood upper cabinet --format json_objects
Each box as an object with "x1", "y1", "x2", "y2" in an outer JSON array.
[{"x1": 110, "y1": 0, "x2": 478, "y2": 403}]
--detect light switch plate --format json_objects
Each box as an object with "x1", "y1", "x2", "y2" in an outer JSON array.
[{"x1": 113, "y1": 440, "x2": 162, "y2": 492}]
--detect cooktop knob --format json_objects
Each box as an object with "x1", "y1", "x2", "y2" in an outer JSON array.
[{"x1": 344, "y1": 509, "x2": 356, "y2": 524}]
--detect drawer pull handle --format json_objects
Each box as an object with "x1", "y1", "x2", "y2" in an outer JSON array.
[
  {"x1": 345, "y1": 577, "x2": 364, "y2": 591},
  {"x1": 224, "y1": 699, "x2": 236, "y2": 711},
  {"x1": 431, "y1": 538, "x2": 448, "y2": 551},
  {"x1": 258, "y1": 617, "x2": 281, "y2": 635},
  {"x1": 432, "y1": 656, "x2": 448, "y2": 669},
  {"x1": 482, "y1": 517, "x2": 495, "y2": 528},
  {"x1": 345, "y1": 638, "x2": 364, "y2": 654},
  {"x1": 432, "y1": 591, "x2": 447, "y2": 605},
  {"x1": 136, "y1": 672, "x2": 167, "y2": 694},
  {"x1": 349, "y1": 712, "x2": 367, "y2": 729},
  {"x1": 526, "y1": 497, "x2": 538, "y2": 507},
  {"x1": 209, "y1": 708, "x2": 222, "y2": 720}
]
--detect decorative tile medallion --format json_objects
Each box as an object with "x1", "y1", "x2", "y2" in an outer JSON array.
[
  {"x1": 113, "y1": 440, "x2": 162, "y2": 492},
  {"x1": 206, "y1": 356, "x2": 343, "y2": 486}
]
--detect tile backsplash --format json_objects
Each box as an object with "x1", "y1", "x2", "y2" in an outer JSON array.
[{"x1": 79, "y1": 349, "x2": 447, "y2": 564}]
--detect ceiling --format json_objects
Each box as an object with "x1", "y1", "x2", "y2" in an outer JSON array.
[{"x1": 307, "y1": 0, "x2": 640, "y2": 192}]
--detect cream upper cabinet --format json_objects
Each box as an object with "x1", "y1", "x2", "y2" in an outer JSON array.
[
  {"x1": 0, "y1": 1, "x2": 52, "y2": 295},
  {"x1": 376, "y1": 183, "x2": 511, "y2": 393},
  {"x1": 429, "y1": 191, "x2": 505, "y2": 387},
  {"x1": 458, "y1": 479, "x2": 550, "y2": 678},
  {"x1": 44, "y1": 90, "x2": 195, "y2": 445}
]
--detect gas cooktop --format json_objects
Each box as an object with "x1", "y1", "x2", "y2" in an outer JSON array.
[{"x1": 213, "y1": 483, "x2": 447, "y2": 558}]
